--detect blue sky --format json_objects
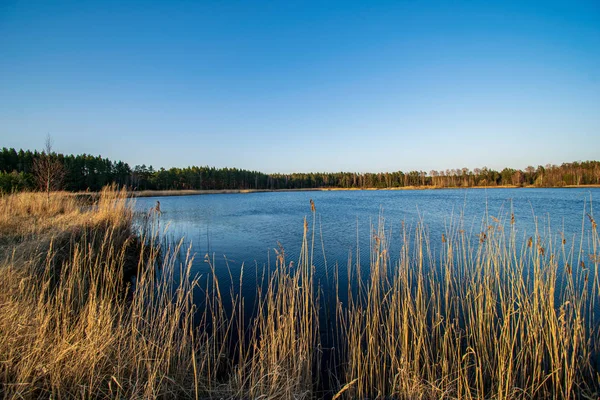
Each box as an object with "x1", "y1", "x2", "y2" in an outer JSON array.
[{"x1": 1, "y1": 0, "x2": 598, "y2": 173}]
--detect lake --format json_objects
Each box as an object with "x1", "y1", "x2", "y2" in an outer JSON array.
[{"x1": 134, "y1": 188, "x2": 599, "y2": 295}]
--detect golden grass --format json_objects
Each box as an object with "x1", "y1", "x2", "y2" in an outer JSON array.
[
  {"x1": 0, "y1": 190, "x2": 82, "y2": 243},
  {"x1": 228, "y1": 219, "x2": 319, "y2": 399},
  {"x1": 0, "y1": 187, "x2": 320, "y2": 399},
  {"x1": 0, "y1": 187, "x2": 220, "y2": 398},
  {"x1": 334, "y1": 210, "x2": 600, "y2": 399},
  {"x1": 1, "y1": 187, "x2": 599, "y2": 399}
]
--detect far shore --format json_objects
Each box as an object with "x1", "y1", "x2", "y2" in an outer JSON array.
[{"x1": 119, "y1": 184, "x2": 600, "y2": 198}]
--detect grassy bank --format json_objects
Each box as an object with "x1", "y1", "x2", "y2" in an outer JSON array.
[
  {"x1": 129, "y1": 186, "x2": 511, "y2": 197},
  {"x1": 126, "y1": 184, "x2": 600, "y2": 198},
  {"x1": 0, "y1": 188, "x2": 209, "y2": 398},
  {"x1": 0, "y1": 187, "x2": 319, "y2": 399},
  {"x1": 129, "y1": 188, "x2": 325, "y2": 197},
  {"x1": 1, "y1": 187, "x2": 599, "y2": 398}
]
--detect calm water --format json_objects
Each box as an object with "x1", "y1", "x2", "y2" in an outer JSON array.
[{"x1": 135, "y1": 188, "x2": 599, "y2": 293}]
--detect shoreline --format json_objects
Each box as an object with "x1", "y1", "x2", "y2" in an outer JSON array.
[{"x1": 125, "y1": 184, "x2": 600, "y2": 198}]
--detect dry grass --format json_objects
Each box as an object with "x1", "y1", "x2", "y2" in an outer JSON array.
[
  {"x1": 0, "y1": 187, "x2": 222, "y2": 399},
  {"x1": 0, "y1": 190, "x2": 82, "y2": 243},
  {"x1": 1, "y1": 187, "x2": 599, "y2": 399},
  {"x1": 0, "y1": 187, "x2": 320, "y2": 399},
  {"x1": 227, "y1": 217, "x2": 319, "y2": 399},
  {"x1": 334, "y1": 209, "x2": 600, "y2": 399}
]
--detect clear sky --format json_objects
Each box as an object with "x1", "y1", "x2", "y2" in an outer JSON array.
[{"x1": 1, "y1": 0, "x2": 599, "y2": 173}]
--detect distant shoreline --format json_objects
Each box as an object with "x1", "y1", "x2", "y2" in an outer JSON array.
[{"x1": 126, "y1": 184, "x2": 600, "y2": 198}]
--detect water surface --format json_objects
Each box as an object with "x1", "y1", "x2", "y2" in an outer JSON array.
[{"x1": 135, "y1": 188, "x2": 599, "y2": 292}]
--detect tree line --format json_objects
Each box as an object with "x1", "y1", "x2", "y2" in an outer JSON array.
[{"x1": 1, "y1": 146, "x2": 599, "y2": 193}]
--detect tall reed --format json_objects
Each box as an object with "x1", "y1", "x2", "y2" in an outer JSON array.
[
  {"x1": 0, "y1": 187, "x2": 225, "y2": 398},
  {"x1": 334, "y1": 207, "x2": 600, "y2": 399},
  {"x1": 221, "y1": 215, "x2": 320, "y2": 399}
]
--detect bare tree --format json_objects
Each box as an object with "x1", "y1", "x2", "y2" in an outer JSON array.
[{"x1": 33, "y1": 134, "x2": 65, "y2": 200}]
